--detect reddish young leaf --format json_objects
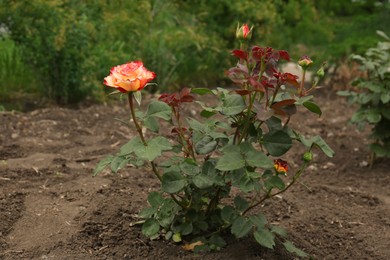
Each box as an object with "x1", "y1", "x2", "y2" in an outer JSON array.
[
  {"x1": 248, "y1": 77, "x2": 265, "y2": 92},
  {"x1": 278, "y1": 50, "x2": 290, "y2": 61},
  {"x1": 234, "y1": 89, "x2": 251, "y2": 96},
  {"x1": 271, "y1": 99, "x2": 297, "y2": 117},
  {"x1": 232, "y1": 49, "x2": 248, "y2": 60},
  {"x1": 271, "y1": 99, "x2": 296, "y2": 109}
]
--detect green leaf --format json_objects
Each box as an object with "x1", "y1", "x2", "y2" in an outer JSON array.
[
  {"x1": 142, "y1": 218, "x2": 160, "y2": 237},
  {"x1": 234, "y1": 196, "x2": 249, "y2": 212},
  {"x1": 216, "y1": 145, "x2": 245, "y2": 171},
  {"x1": 110, "y1": 156, "x2": 129, "y2": 173},
  {"x1": 296, "y1": 133, "x2": 335, "y2": 158},
  {"x1": 179, "y1": 158, "x2": 200, "y2": 176},
  {"x1": 180, "y1": 160, "x2": 200, "y2": 176},
  {"x1": 147, "y1": 192, "x2": 164, "y2": 208},
  {"x1": 367, "y1": 110, "x2": 381, "y2": 123},
  {"x1": 303, "y1": 101, "x2": 322, "y2": 116},
  {"x1": 237, "y1": 171, "x2": 255, "y2": 193},
  {"x1": 265, "y1": 176, "x2": 286, "y2": 190},
  {"x1": 370, "y1": 143, "x2": 387, "y2": 157},
  {"x1": 93, "y1": 155, "x2": 114, "y2": 176},
  {"x1": 162, "y1": 171, "x2": 186, "y2": 193},
  {"x1": 270, "y1": 225, "x2": 287, "y2": 237},
  {"x1": 192, "y1": 88, "x2": 214, "y2": 95},
  {"x1": 245, "y1": 148, "x2": 274, "y2": 169},
  {"x1": 283, "y1": 241, "x2": 308, "y2": 257},
  {"x1": 133, "y1": 91, "x2": 142, "y2": 106},
  {"x1": 120, "y1": 137, "x2": 141, "y2": 155},
  {"x1": 209, "y1": 235, "x2": 226, "y2": 248},
  {"x1": 231, "y1": 216, "x2": 252, "y2": 238},
  {"x1": 265, "y1": 116, "x2": 283, "y2": 131},
  {"x1": 187, "y1": 118, "x2": 207, "y2": 133},
  {"x1": 192, "y1": 174, "x2": 213, "y2": 189},
  {"x1": 254, "y1": 228, "x2": 275, "y2": 249},
  {"x1": 310, "y1": 136, "x2": 335, "y2": 157},
  {"x1": 138, "y1": 207, "x2": 157, "y2": 218},
  {"x1": 144, "y1": 116, "x2": 159, "y2": 132},
  {"x1": 381, "y1": 108, "x2": 390, "y2": 120},
  {"x1": 263, "y1": 130, "x2": 292, "y2": 156},
  {"x1": 134, "y1": 136, "x2": 172, "y2": 161},
  {"x1": 337, "y1": 90, "x2": 353, "y2": 97},
  {"x1": 351, "y1": 110, "x2": 366, "y2": 123},
  {"x1": 146, "y1": 100, "x2": 172, "y2": 120},
  {"x1": 221, "y1": 206, "x2": 238, "y2": 224},
  {"x1": 172, "y1": 232, "x2": 182, "y2": 242},
  {"x1": 221, "y1": 94, "x2": 246, "y2": 116},
  {"x1": 195, "y1": 135, "x2": 218, "y2": 154},
  {"x1": 194, "y1": 220, "x2": 208, "y2": 231},
  {"x1": 377, "y1": 30, "x2": 390, "y2": 40},
  {"x1": 249, "y1": 214, "x2": 267, "y2": 228},
  {"x1": 178, "y1": 223, "x2": 193, "y2": 236},
  {"x1": 164, "y1": 231, "x2": 173, "y2": 240},
  {"x1": 295, "y1": 95, "x2": 314, "y2": 105},
  {"x1": 200, "y1": 110, "x2": 217, "y2": 118}
]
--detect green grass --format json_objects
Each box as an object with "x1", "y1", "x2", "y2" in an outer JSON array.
[{"x1": 0, "y1": 37, "x2": 37, "y2": 100}]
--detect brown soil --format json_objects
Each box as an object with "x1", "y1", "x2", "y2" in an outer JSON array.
[{"x1": 0, "y1": 92, "x2": 389, "y2": 260}]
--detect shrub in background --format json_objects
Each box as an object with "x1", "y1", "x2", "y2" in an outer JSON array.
[
  {"x1": 93, "y1": 0, "x2": 227, "y2": 91},
  {"x1": 1, "y1": 0, "x2": 95, "y2": 104},
  {"x1": 0, "y1": 36, "x2": 37, "y2": 101},
  {"x1": 338, "y1": 31, "x2": 390, "y2": 159},
  {"x1": 1, "y1": 0, "x2": 389, "y2": 105}
]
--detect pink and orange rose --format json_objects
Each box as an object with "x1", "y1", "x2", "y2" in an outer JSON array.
[{"x1": 104, "y1": 61, "x2": 156, "y2": 92}]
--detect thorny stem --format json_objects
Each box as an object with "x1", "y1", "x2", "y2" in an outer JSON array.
[
  {"x1": 172, "y1": 106, "x2": 196, "y2": 160},
  {"x1": 207, "y1": 90, "x2": 257, "y2": 215},
  {"x1": 242, "y1": 161, "x2": 309, "y2": 216},
  {"x1": 128, "y1": 93, "x2": 187, "y2": 209},
  {"x1": 299, "y1": 69, "x2": 306, "y2": 97},
  {"x1": 270, "y1": 84, "x2": 281, "y2": 105},
  {"x1": 238, "y1": 92, "x2": 257, "y2": 144}
]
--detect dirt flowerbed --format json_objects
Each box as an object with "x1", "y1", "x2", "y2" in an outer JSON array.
[{"x1": 0, "y1": 92, "x2": 389, "y2": 259}]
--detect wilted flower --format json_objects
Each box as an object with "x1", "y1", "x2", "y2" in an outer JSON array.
[
  {"x1": 104, "y1": 61, "x2": 156, "y2": 92},
  {"x1": 274, "y1": 159, "x2": 288, "y2": 175}
]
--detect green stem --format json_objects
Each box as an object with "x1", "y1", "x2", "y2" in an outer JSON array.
[
  {"x1": 128, "y1": 93, "x2": 161, "y2": 181},
  {"x1": 238, "y1": 92, "x2": 257, "y2": 144},
  {"x1": 270, "y1": 84, "x2": 281, "y2": 105},
  {"x1": 172, "y1": 106, "x2": 196, "y2": 160},
  {"x1": 242, "y1": 161, "x2": 308, "y2": 216},
  {"x1": 299, "y1": 69, "x2": 306, "y2": 97},
  {"x1": 128, "y1": 92, "x2": 187, "y2": 209},
  {"x1": 128, "y1": 92, "x2": 188, "y2": 209}
]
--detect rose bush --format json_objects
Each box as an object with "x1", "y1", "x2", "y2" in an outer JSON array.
[{"x1": 95, "y1": 24, "x2": 334, "y2": 257}]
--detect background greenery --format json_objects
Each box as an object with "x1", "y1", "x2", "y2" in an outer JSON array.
[{"x1": 0, "y1": 0, "x2": 389, "y2": 105}]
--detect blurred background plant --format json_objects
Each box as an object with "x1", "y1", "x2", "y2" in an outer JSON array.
[
  {"x1": 0, "y1": 0, "x2": 389, "y2": 107},
  {"x1": 338, "y1": 31, "x2": 390, "y2": 160}
]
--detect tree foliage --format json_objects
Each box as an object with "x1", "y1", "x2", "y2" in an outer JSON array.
[{"x1": 1, "y1": 0, "x2": 389, "y2": 104}]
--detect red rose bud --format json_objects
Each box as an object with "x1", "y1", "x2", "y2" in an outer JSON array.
[
  {"x1": 298, "y1": 55, "x2": 313, "y2": 69},
  {"x1": 236, "y1": 23, "x2": 253, "y2": 41},
  {"x1": 274, "y1": 159, "x2": 288, "y2": 175}
]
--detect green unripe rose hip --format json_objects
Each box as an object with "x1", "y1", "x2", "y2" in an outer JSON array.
[{"x1": 303, "y1": 151, "x2": 313, "y2": 162}]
